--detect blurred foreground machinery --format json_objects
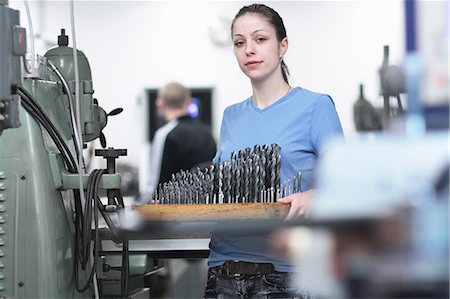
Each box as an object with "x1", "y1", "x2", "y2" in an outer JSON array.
[
  {"x1": 298, "y1": 1, "x2": 448, "y2": 297},
  {"x1": 288, "y1": 133, "x2": 449, "y2": 299}
]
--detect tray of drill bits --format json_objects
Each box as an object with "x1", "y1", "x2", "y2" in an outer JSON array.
[{"x1": 136, "y1": 144, "x2": 302, "y2": 222}]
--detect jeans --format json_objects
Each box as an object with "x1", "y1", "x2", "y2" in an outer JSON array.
[{"x1": 204, "y1": 266, "x2": 312, "y2": 299}]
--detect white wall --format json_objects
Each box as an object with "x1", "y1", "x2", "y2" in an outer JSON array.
[{"x1": 10, "y1": 0, "x2": 405, "y2": 168}]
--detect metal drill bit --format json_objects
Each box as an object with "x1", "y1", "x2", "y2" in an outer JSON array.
[
  {"x1": 270, "y1": 153, "x2": 276, "y2": 190},
  {"x1": 287, "y1": 179, "x2": 291, "y2": 196},
  {"x1": 231, "y1": 151, "x2": 237, "y2": 162},
  {"x1": 262, "y1": 144, "x2": 269, "y2": 155},
  {"x1": 255, "y1": 163, "x2": 260, "y2": 202},
  {"x1": 208, "y1": 165, "x2": 215, "y2": 204},
  {"x1": 298, "y1": 172, "x2": 302, "y2": 192},
  {"x1": 185, "y1": 184, "x2": 190, "y2": 204},
  {"x1": 253, "y1": 144, "x2": 261, "y2": 157},
  {"x1": 154, "y1": 187, "x2": 159, "y2": 203},
  {"x1": 236, "y1": 160, "x2": 241, "y2": 203},
  {"x1": 195, "y1": 188, "x2": 199, "y2": 204},
  {"x1": 293, "y1": 175, "x2": 297, "y2": 193},
  {"x1": 230, "y1": 160, "x2": 236, "y2": 203},
  {"x1": 248, "y1": 157, "x2": 254, "y2": 201},
  {"x1": 245, "y1": 147, "x2": 251, "y2": 159},
  {"x1": 238, "y1": 149, "x2": 244, "y2": 160},
  {"x1": 275, "y1": 154, "x2": 281, "y2": 196},
  {"x1": 198, "y1": 170, "x2": 205, "y2": 203},
  {"x1": 169, "y1": 182, "x2": 175, "y2": 203},
  {"x1": 222, "y1": 162, "x2": 228, "y2": 203},
  {"x1": 275, "y1": 183, "x2": 281, "y2": 201},
  {"x1": 218, "y1": 163, "x2": 224, "y2": 204},
  {"x1": 163, "y1": 183, "x2": 169, "y2": 204},
  {"x1": 244, "y1": 159, "x2": 251, "y2": 203},
  {"x1": 260, "y1": 153, "x2": 266, "y2": 188},
  {"x1": 227, "y1": 162, "x2": 233, "y2": 203},
  {"x1": 157, "y1": 184, "x2": 163, "y2": 204},
  {"x1": 173, "y1": 182, "x2": 179, "y2": 204},
  {"x1": 204, "y1": 172, "x2": 210, "y2": 204}
]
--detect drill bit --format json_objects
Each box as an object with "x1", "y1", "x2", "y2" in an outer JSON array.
[
  {"x1": 243, "y1": 159, "x2": 250, "y2": 203},
  {"x1": 298, "y1": 172, "x2": 302, "y2": 192},
  {"x1": 218, "y1": 163, "x2": 224, "y2": 204},
  {"x1": 227, "y1": 162, "x2": 233, "y2": 203},
  {"x1": 245, "y1": 147, "x2": 251, "y2": 159},
  {"x1": 253, "y1": 144, "x2": 261, "y2": 159},
  {"x1": 255, "y1": 163, "x2": 260, "y2": 202},
  {"x1": 231, "y1": 160, "x2": 236, "y2": 203},
  {"x1": 223, "y1": 162, "x2": 229, "y2": 203},
  {"x1": 231, "y1": 151, "x2": 237, "y2": 162},
  {"x1": 270, "y1": 153, "x2": 276, "y2": 191},
  {"x1": 236, "y1": 159, "x2": 241, "y2": 203},
  {"x1": 287, "y1": 178, "x2": 291, "y2": 196}
]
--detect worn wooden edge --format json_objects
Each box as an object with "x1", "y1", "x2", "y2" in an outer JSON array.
[{"x1": 134, "y1": 203, "x2": 290, "y2": 221}]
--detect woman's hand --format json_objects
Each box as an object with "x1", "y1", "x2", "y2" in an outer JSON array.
[{"x1": 277, "y1": 189, "x2": 315, "y2": 220}]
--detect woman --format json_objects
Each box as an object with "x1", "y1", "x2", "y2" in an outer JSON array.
[{"x1": 205, "y1": 3, "x2": 343, "y2": 298}]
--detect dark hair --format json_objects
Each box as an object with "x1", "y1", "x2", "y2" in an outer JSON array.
[{"x1": 231, "y1": 3, "x2": 290, "y2": 84}]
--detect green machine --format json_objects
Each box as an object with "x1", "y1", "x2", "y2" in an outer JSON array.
[{"x1": 0, "y1": 2, "x2": 151, "y2": 298}]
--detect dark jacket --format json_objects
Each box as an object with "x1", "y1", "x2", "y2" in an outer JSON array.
[{"x1": 158, "y1": 115, "x2": 216, "y2": 185}]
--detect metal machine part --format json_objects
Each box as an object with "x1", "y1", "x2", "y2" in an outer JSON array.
[
  {"x1": 95, "y1": 148, "x2": 127, "y2": 209},
  {"x1": 44, "y1": 29, "x2": 114, "y2": 144},
  {"x1": 353, "y1": 83, "x2": 383, "y2": 131},
  {"x1": 0, "y1": 27, "x2": 130, "y2": 297},
  {"x1": 378, "y1": 45, "x2": 406, "y2": 128},
  {"x1": 0, "y1": 2, "x2": 26, "y2": 134}
]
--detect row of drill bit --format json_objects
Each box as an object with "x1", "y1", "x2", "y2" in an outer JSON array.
[{"x1": 154, "y1": 144, "x2": 302, "y2": 204}]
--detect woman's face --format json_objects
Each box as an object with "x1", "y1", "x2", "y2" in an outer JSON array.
[{"x1": 232, "y1": 13, "x2": 287, "y2": 83}]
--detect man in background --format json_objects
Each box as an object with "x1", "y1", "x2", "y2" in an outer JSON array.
[
  {"x1": 140, "y1": 82, "x2": 216, "y2": 298},
  {"x1": 141, "y1": 82, "x2": 216, "y2": 203}
]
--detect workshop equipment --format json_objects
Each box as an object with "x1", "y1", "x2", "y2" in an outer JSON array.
[
  {"x1": 0, "y1": 1, "x2": 24, "y2": 134},
  {"x1": 0, "y1": 10, "x2": 135, "y2": 296}
]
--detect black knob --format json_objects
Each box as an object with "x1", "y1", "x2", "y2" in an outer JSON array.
[{"x1": 58, "y1": 29, "x2": 69, "y2": 47}]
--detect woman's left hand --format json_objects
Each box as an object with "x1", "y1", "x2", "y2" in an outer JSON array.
[{"x1": 277, "y1": 189, "x2": 315, "y2": 220}]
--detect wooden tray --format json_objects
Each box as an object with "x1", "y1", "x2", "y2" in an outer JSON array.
[{"x1": 135, "y1": 203, "x2": 290, "y2": 221}]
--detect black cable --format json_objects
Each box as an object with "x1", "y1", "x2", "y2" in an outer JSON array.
[
  {"x1": 116, "y1": 192, "x2": 125, "y2": 208},
  {"x1": 73, "y1": 189, "x2": 84, "y2": 260},
  {"x1": 76, "y1": 169, "x2": 105, "y2": 292},
  {"x1": 18, "y1": 88, "x2": 78, "y2": 173},
  {"x1": 20, "y1": 97, "x2": 76, "y2": 172},
  {"x1": 18, "y1": 87, "x2": 77, "y2": 171},
  {"x1": 121, "y1": 240, "x2": 129, "y2": 297},
  {"x1": 75, "y1": 169, "x2": 129, "y2": 296},
  {"x1": 81, "y1": 170, "x2": 95, "y2": 267},
  {"x1": 75, "y1": 170, "x2": 95, "y2": 291},
  {"x1": 19, "y1": 88, "x2": 78, "y2": 172}
]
